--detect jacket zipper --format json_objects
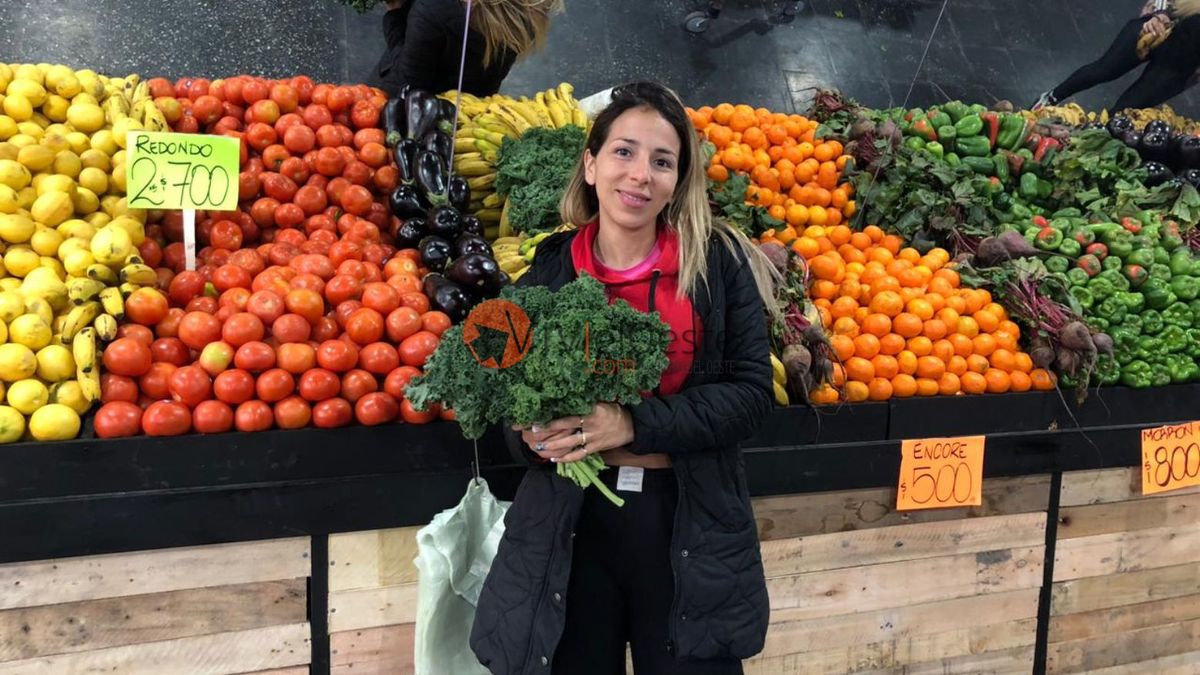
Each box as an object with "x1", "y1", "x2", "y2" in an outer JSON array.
[
  {"x1": 648, "y1": 269, "x2": 662, "y2": 398},
  {"x1": 667, "y1": 469, "x2": 684, "y2": 655}
]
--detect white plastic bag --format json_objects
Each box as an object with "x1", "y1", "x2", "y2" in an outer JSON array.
[{"x1": 414, "y1": 478, "x2": 510, "y2": 675}]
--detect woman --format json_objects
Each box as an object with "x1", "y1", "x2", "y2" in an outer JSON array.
[
  {"x1": 370, "y1": 0, "x2": 560, "y2": 96},
  {"x1": 469, "y1": 82, "x2": 780, "y2": 674},
  {"x1": 1032, "y1": 0, "x2": 1200, "y2": 111}
]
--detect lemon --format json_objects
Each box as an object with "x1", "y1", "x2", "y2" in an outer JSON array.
[
  {"x1": 53, "y1": 150, "x2": 80, "y2": 178},
  {"x1": 41, "y1": 94, "x2": 69, "y2": 122},
  {"x1": 28, "y1": 402, "x2": 79, "y2": 440},
  {"x1": 35, "y1": 259, "x2": 66, "y2": 288},
  {"x1": 30, "y1": 191, "x2": 72, "y2": 226},
  {"x1": 0, "y1": 292, "x2": 22, "y2": 323},
  {"x1": 71, "y1": 187, "x2": 97, "y2": 216},
  {"x1": 0, "y1": 116, "x2": 16, "y2": 141},
  {"x1": 0, "y1": 279, "x2": 18, "y2": 293},
  {"x1": 13, "y1": 66, "x2": 43, "y2": 85},
  {"x1": 61, "y1": 248, "x2": 92, "y2": 277},
  {"x1": 78, "y1": 149, "x2": 109, "y2": 172},
  {"x1": 64, "y1": 131, "x2": 89, "y2": 155},
  {"x1": 35, "y1": 344, "x2": 73, "y2": 382},
  {"x1": 49, "y1": 380, "x2": 89, "y2": 415},
  {"x1": 0, "y1": 159, "x2": 31, "y2": 190},
  {"x1": 0, "y1": 143, "x2": 17, "y2": 161},
  {"x1": 89, "y1": 129, "x2": 117, "y2": 156},
  {"x1": 0, "y1": 64, "x2": 12, "y2": 91},
  {"x1": 112, "y1": 149, "x2": 127, "y2": 166},
  {"x1": 16, "y1": 187, "x2": 35, "y2": 210},
  {"x1": 77, "y1": 166, "x2": 107, "y2": 195},
  {"x1": 0, "y1": 319, "x2": 8, "y2": 344},
  {"x1": 91, "y1": 224, "x2": 132, "y2": 265},
  {"x1": 112, "y1": 117, "x2": 143, "y2": 149},
  {"x1": 16, "y1": 124, "x2": 43, "y2": 143},
  {"x1": 109, "y1": 215, "x2": 145, "y2": 246},
  {"x1": 84, "y1": 211, "x2": 110, "y2": 229},
  {"x1": 35, "y1": 173, "x2": 75, "y2": 197},
  {"x1": 8, "y1": 378, "x2": 48, "y2": 415},
  {"x1": 66, "y1": 102, "x2": 104, "y2": 133},
  {"x1": 0, "y1": 405, "x2": 24, "y2": 443},
  {"x1": 2, "y1": 95, "x2": 32, "y2": 122},
  {"x1": 110, "y1": 164, "x2": 127, "y2": 193},
  {"x1": 8, "y1": 78, "x2": 46, "y2": 105},
  {"x1": 57, "y1": 219, "x2": 93, "y2": 241},
  {"x1": 0, "y1": 213, "x2": 36, "y2": 243},
  {"x1": 30, "y1": 227, "x2": 63, "y2": 257},
  {"x1": 4, "y1": 247, "x2": 37, "y2": 279},
  {"x1": 16, "y1": 144, "x2": 54, "y2": 172},
  {"x1": 0, "y1": 343, "x2": 37, "y2": 382},
  {"x1": 9, "y1": 314, "x2": 51, "y2": 350},
  {"x1": 52, "y1": 75, "x2": 81, "y2": 99},
  {"x1": 0, "y1": 185, "x2": 16, "y2": 214}
]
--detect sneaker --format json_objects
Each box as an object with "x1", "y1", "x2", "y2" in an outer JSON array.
[{"x1": 1031, "y1": 90, "x2": 1058, "y2": 112}]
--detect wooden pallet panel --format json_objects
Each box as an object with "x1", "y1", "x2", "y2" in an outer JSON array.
[
  {"x1": 760, "y1": 588, "x2": 1039, "y2": 658},
  {"x1": 0, "y1": 579, "x2": 306, "y2": 662},
  {"x1": 1061, "y1": 468, "x2": 1200, "y2": 507},
  {"x1": 855, "y1": 645, "x2": 1036, "y2": 675},
  {"x1": 327, "y1": 582, "x2": 419, "y2": 633},
  {"x1": 1050, "y1": 593, "x2": 1200, "y2": 644},
  {"x1": 0, "y1": 538, "x2": 310, "y2": 611},
  {"x1": 767, "y1": 545, "x2": 1043, "y2": 621},
  {"x1": 328, "y1": 527, "x2": 421, "y2": 592},
  {"x1": 754, "y1": 474, "x2": 1051, "y2": 541},
  {"x1": 0, "y1": 622, "x2": 310, "y2": 675},
  {"x1": 1079, "y1": 649, "x2": 1200, "y2": 674},
  {"x1": 330, "y1": 623, "x2": 414, "y2": 675},
  {"x1": 1058, "y1": 493, "x2": 1200, "y2": 539},
  {"x1": 760, "y1": 512, "x2": 1045, "y2": 577},
  {"x1": 1051, "y1": 561, "x2": 1200, "y2": 616},
  {"x1": 745, "y1": 617, "x2": 1036, "y2": 675},
  {"x1": 1054, "y1": 523, "x2": 1200, "y2": 582},
  {"x1": 235, "y1": 669, "x2": 310, "y2": 675},
  {"x1": 1047, "y1": 617, "x2": 1200, "y2": 674}
]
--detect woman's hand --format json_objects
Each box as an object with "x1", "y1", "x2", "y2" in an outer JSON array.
[
  {"x1": 1144, "y1": 13, "x2": 1172, "y2": 37},
  {"x1": 522, "y1": 403, "x2": 635, "y2": 464}
]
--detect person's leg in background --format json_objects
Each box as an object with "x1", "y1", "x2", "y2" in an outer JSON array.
[
  {"x1": 1113, "y1": 60, "x2": 1193, "y2": 109},
  {"x1": 1032, "y1": 16, "x2": 1150, "y2": 109},
  {"x1": 370, "y1": 0, "x2": 412, "y2": 92}
]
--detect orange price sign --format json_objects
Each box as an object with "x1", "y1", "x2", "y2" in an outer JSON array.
[
  {"x1": 897, "y1": 435, "x2": 985, "y2": 511},
  {"x1": 1141, "y1": 422, "x2": 1200, "y2": 495}
]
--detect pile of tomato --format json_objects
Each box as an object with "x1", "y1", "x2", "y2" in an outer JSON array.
[{"x1": 91, "y1": 75, "x2": 452, "y2": 438}]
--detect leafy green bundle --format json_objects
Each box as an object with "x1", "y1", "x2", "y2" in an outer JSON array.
[
  {"x1": 406, "y1": 274, "x2": 670, "y2": 505},
  {"x1": 496, "y1": 125, "x2": 587, "y2": 235},
  {"x1": 331, "y1": 0, "x2": 382, "y2": 14}
]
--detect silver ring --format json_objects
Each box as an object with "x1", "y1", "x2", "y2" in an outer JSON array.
[
  {"x1": 578, "y1": 431, "x2": 588, "y2": 451},
  {"x1": 535, "y1": 442, "x2": 545, "y2": 453}
]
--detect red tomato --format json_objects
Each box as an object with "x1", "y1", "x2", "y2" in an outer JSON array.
[
  {"x1": 420, "y1": 311, "x2": 452, "y2": 337},
  {"x1": 274, "y1": 395, "x2": 312, "y2": 429},
  {"x1": 313, "y1": 397, "x2": 353, "y2": 428},
  {"x1": 235, "y1": 399, "x2": 274, "y2": 432},
  {"x1": 95, "y1": 401, "x2": 143, "y2": 438},
  {"x1": 314, "y1": 146, "x2": 345, "y2": 176},
  {"x1": 125, "y1": 288, "x2": 169, "y2": 326},
  {"x1": 285, "y1": 288, "x2": 325, "y2": 324},
  {"x1": 103, "y1": 337, "x2": 153, "y2": 377},
  {"x1": 198, "y1": 341, "x2": 235, "y2": 375},
  {"x1": 213, "y1": 263, "x2": 252, "y2": 292},
  {"x1": 169, "y1": 365, "x2": 213, "y2": 407},
  {"x1": 272, "y1": 313, "x2": 312, "y2": 343},
  {"x1": 185, "y1": 296, "x2": 219, "y2": 315},
  {"x1": 229, "y1": 248, "x2": 266, "y2": 276},
  {"x1": 270, "y1": 83, "x2": 300, "y2": 113},
  {"x1": 249, "y1": 99, "x2": 281, "y2": 125},
  {"x1": 262, "y1": 172, "x2": 298, "y2": 203},
  {"x1": 324, "y1": 274, "x2": 363, "y2": 305},
  {"x1": 120, "y1": 322, "x2": 155, "y2": 346},
  {"x1": 387, "y1": 273, "x2": 421, "y2": 296},
  {"x1": 208, "y1": 220, "x2": 244, "y2": 251},
  {"x1": 400, "y1": 398, "x2": 439, "y2": 424},
  {"x1": 277, "y1": 342, "x2": 317, "y2": 374},
  {"x1": 329, "y1": 240, "x2": 363, "y2": 268},
  {"x1": 250, "y1": 197, "x2": 280, "y2": 227},
  {"x1": 192, "y1": 95, "x2": 223, "y2": 125},
  {"x1": 398, "y1": 330, "x2": 440, "y2": 368},
  {"x1": 245, "y1": 121, "x2": 277, "y2": 151},
  {"x1": 220, "y1": 287, "x2": 252, "y2": 311},
  {"x1": 274, "y1": 112, "x2": 305, "y2": 137},
  {"x1": 383, "y1": 365, "x2": 422, "y2": 400},
  {"x1": 318, "y1": 339, "x2": 359, "y2": 373},
  {"x1": 101, "y1": 373, "x2": 139, "y2": 404},
  {"x1": 234, "y1": 340, "x2": 277, "y2": 372},
  {"x1": 398, "y1": 292, "x2": 431, "y2": 314},
  {"x1": 193, "y1": 400, "x2": 234, "y2": 433},
  {"x1": 298, "y1": 368, "x2": 341, "y2": 402},
  {"x1": 335, "y1": 300, "x2": 362, "y2": 328},
  {"x1": 357, "y1": 142, "x2": 388, "y2": 168},
  {"x1": 355, "y1": 392, "x2": 399, "y2": 426},
  {"x1": 303, "y1": 103, "x2": 333, "y2": 130},
  {"x1": 138, "y1": 362, "x2": 177, "y2": 399},
  {"x1": 345, "y1": 307, "x2": 384, "y2": 345},
  {"x1": 256, "y1": 368, "x2": 295, "y2": 402},
  {"x1": 294, "y1": 185, "x2": 328, "y2": 216},
  {"x1": 359, "y1": 342, "x2": 399, "y2": 375},
  {"x1": 141, "y1": 401, "x2": 192, "y2": 436},
  {"x1": 223, "y1": 312, "x2": 266, "y2": 346},
  {"x1": 283, "y1": 124, "x2": 317, "y2": 154},
  {"x1": 214, "y1": 369, "x2": 255, "y2": 404},
  {"x1": 361, "y1": 282, "x2": 400, "y2": 314},
  {"x1": 339, "y1": 368, "x2": 377, "y2": 403},
  {"x1": 290, "y1": 272, "x2": 325, "y2": 295},
  {"x1": 373, "y1": 165, "x2": 398, "y2": 192},
  {"x1": 138, "y1": 238, "x2": 164, "y2": 268},
  {"x1": 246, "y1": 290, "x2": 286, "y2": 324},
  {"x1": 178, "y1": 311, "x2": 223, "y2": 350},
  {"x1": 279, "y1": 156, "x2": 310, "y2": 186},
  {"x1": 312, "y1": 316, "x2": 340, "y2": 342},
  {"x1": 151, "y1": 337, "x2": 191, "y2": 366},
  {"x1": 349, "y1": 99, "x2": 380, "y2": 129}
]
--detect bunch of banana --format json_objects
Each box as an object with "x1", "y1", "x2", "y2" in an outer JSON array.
[
  {"x1": 440, "y1": 83, "x2": 592, "y2": 239},
  {"x1": 1117, "y1": 104, "x2": 1199, "y2": 134},
  {"x1": 492, "y1": 235, "x2": 528, "y2": 282},
  {"x1": 770, "y1": 353, "x2": 789, "y2": 406}
]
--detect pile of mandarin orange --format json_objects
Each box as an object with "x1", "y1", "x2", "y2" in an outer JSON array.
[
  {"x1": 687, "y1": 104, "x2": 856, "y2": 230},
  {"x1": 777, "y1": 224, "x2": 1057, "y2": 403}
]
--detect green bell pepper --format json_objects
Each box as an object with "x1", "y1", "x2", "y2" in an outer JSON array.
[
  {"x1": 1151, "y1": 365, "x2": 1172, "y2": 388},
  {"x1": 1067, "y1": 267, "x2": 1091, "y2": 286},
  {"x1": 1095, "y1": 356, "x2": 1121, "y2": 385},
  {"x1": 1035, "y1": 228, "x2": 1064, "y2": 251},
  {"x1": 997, "y1": 113, "x2": 1029, "y2": 150},
  {"x1": 1075, "y1": 253, "x2": 1101, "y2": 276},
  {"x1": 944, "y1": 152, "x2": 961, "y2": 167},
  {"x1": 957, "y1": 135, "x2": 992, "y2": 157},
  {"x1": 1099, "y1": 268, "x2": 1131, "y2": 291},
  {"x1": 943, "y1": 101, "x2": 970, "y2": 124},
  {"x1": 1190, "y1": 298, "x2": 1200, "y2": 317},
  {"x1": 910, "y1": 118, "x2": 938, "y2": 142},
  {"x1": 1090, "y1": 317, "x2": 1110, "y2": 332},
  {"x1": 1070, "y1": 285, "x2": 1095, "y2": 309},
  {"x1": 1010, "y1": 201, "x2": 1033, "y2": 219},
  {"x1": 1187, "y1": 328, "x2": 1200, "y2": 358},
  {"x1": 1124, "y1": 264, "x2": 1149, "y2": 287},
  {"x1": 1058, "y1": 238, "x2": 1082, "y2": 258},
  {"x1": 963, "y1": 156, "x2": 995, "y2": 175},
  {"x1": 1087, "y1": 277, "x2": 1115, "y2": 297},
  {"x1": 1122, "y1": 313, "x2": 1143, "y2": 336},
  {"x1": 926, "y1": 109, "x2": 952, "y2": 130},
  {"x1": 937, "y1": 126, "x2": 957, "y2": 152},
  {"x1": 1121, "y1": 359, "x2": 1153, "y2": 388},
  {"x1": 924, "y1": 141, "x2": 945, "y2": 159},
  {"x1": 1097, "y1": 295, "x2": 1127, "y2": 324},
  {"x1": 1161, "y1": 325, "x2": 1189, "y2": 354},
  {"x1": 1143, "y1": 309, "x2": 1164, "y2": 335},
  {"x1": 1046, "y1": 255, "x2": 1070, "y2": 274},
  {"x1": 954, "y1": 114, "x2": 984, "y2": 137},
  {"x1": 1142, "y1": 278, "x2": 1176, "y2": 310},
  {"x1": 904, "y1": 136, "x2": 927, "y2": 151},
  {"x1": 1103, "y1": 255, "x2": 1123, "y2": 272},
  {"x1": 992, "y1": 153, "x2": 1010, "y2": 184},
  {"x1": 1163, "y1": 302, "x2": 1194, "y2": 328},
  {"x1": 1169, "y1": 250, "x2": 1193, "y2": 276},
  {"x1": 1036, "y1": 178, "x2": 1053, "y2": 199},
  {"x1": 1170, "y1": 275, "x2": 1199, "y2": 301},
  {"x1": 1121, "y1": 291, "x2": 1145, "y2": 313},
  {"x1": 1127, "y1": 249, "x2": 1156, "y2": 268},
  {"x1": 1019, "y1": 172, "x2": 1039, "y2": 199},
  {"x1": 1150, "y1": 264, "x2": 1173, "y2": 282}
]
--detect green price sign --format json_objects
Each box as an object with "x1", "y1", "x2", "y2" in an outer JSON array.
[{"x1": 126, "y1": 131, "x2": 239, "y2": 211}]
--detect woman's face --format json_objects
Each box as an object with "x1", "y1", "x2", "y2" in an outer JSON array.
[{"x1": 584, "y1": 106, "x2": 681, "y2": 234}]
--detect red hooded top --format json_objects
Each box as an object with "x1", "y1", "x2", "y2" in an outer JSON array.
[{"x1": 571, "y1": 220, "x2": 700, "y2": 395}]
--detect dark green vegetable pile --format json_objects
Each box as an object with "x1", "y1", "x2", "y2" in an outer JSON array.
[{"x1": 496, "y1": 125, "x2": 587, "y2": 234}]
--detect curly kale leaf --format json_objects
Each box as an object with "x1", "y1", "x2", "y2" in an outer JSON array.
[{"x1": 496, "y1": 125, "x2": 587, "y2": 235}]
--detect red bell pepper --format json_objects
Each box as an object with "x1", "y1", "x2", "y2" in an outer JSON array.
[
  {"x1": 980, "y1": 112, "x2": 1000, "y2": 148},
  {"x1": 1033, "y1": 137, "x2": 1060, "y2": 162}
]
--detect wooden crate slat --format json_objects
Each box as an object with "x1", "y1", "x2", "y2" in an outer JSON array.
[
  {"x1": 1060, "y1": 468, "x2": 1200, "y2": 507},
  {"x1": 1051, "y1": 561, "x2": 1200, "y2": 616},
  {"x1": 328, "y1": 527, "x2": 421, "y2": 593},
  {"x1": 1058, "y1": 493, "x2": 1200, "y2": 540},
  {"x1": 1077, "y1": 649, "x2": 1200, "y2": 674},
  {"x1": 760, "y1": 588, "x2": 1039, "y2": 657},
  {"x1": 0, "y1": 579, "x2": 306, "y2": 662},
  {"x1": 330, "y1": 623, "x2": 415, "y2": 675},
  {"x1": 0, "y1": 622, "x2": 310, "y2": 675},
  {"x1": 754, "y1": 475, "x2": 1051, "y2": 541},
  {"x1": 0, "y1": 538, "x2": 310, "y2": 611},
  {"x1": 328, "y1": 582, "x2": 419, "y2": 633},
  {"x1": 1050, "y1": 593, "x2": 1200, "y2": 644},
  {"x1": 854, "y1": 645, "x2": 1036, "y2": 675},
  {"x1": 1046, "y1": 617, "x2": 1200, "y2": 674},
  {"x1": 761, "y1": 512, "x2": 1045, "y2": 577},
  {"x1": 233, "y1": 669, "x2": 310, "y2": 675},
  {"x1": 766, "y1": 545, "x2": 1044, "y2": 621},
  {"x1": 1053, "y1": 523, "x2": 1200, "y2": 582}
]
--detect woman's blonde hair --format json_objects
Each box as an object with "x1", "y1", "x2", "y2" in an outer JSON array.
[
  {"x1": 560, "y1": 82, "x2": 782, "y2": 324},
  {"x1": 468, "y1": 0, "x2": 563, "y2": 66},
  {"x1": 1176, "y1": 0, "x2": 1200, "y2": 17}
]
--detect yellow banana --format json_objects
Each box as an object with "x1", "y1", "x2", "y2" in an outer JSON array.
[
  {"x1": 86, "y1": 263, "x2": 118, "y2": 286},
  {"x1": 67, "y1": 277, "x2": 105, "y2": 305},
  {"x1": 475, "y1": 208, "x2": 502, "y2": 222},
  {"x1": 571, "y1": 108, "x2": 588, "y2": 128},
  {"x1": 61, "y1": 301, "x2": 101, "y2": 341},
  {"x1": 119, "y1": 263, "x2": 157, "y2": 285},
  {"x1": 73, "y1": 327, "x2": 100, "y2": 402},
  {"x1": 773, "y1": 380, "x2": 789, "y2": 406},
  {"x1": 456, "y1": 160, "x2": 495, "y2": 177},
  {"x1": 483, "y1": 192, "x2": 504, "y2": 209},
  {"x1": 93, "y1": 312, "x2": 118, "y2": 342},
  {"x1": 99, "y1": 286, "x2": 125, "y2": 320},
  {"x1": 547, "y1": 100, "x2": 568, "y2": 128},
  {"x1": 467, "y1": 173, "x2": 497, "y2": 190}
]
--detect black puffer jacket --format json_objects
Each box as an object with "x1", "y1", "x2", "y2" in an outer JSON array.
[
  {"x1": 371, "y1": 0, "x2": 517, "y2": 97},
  {"x1": 470, "y1": 230, "x2": 773, "y2": 673}
]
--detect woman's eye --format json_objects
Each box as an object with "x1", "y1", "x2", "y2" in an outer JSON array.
[
  {"x1": 614, "y1": 147, "x2": 631, "y2": 157},
  {"x1": 656, "y1": 159, "x2": 674, "y2": 169}
]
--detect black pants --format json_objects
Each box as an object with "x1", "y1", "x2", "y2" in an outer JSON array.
[
  {"x1": 552, "y1": 468, "x2": 744, "y2": 675},
  {"x1": 1052, "y1": 16, "x2": 1200, "y2": 110},
  {"x1": 369, "y1": 7, "x2": 409, "y2": 93}
]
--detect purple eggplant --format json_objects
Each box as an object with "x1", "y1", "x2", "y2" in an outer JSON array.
[
  {"x1": 393, "y1": 139, "x2": 419, "y2": 185},
  {"x1": 446, "y1": 253, "x2": 503, "y2": 293},
  {"x1": 1107, "y1": 116, "x2": 1134, "y2": 138},
  {"x1": 382, "y1": 98, "x2": 405, "y2": 147},
  {"x1": 454, "y1": 234, "x2": 492, "y2": 258},
  {"x1": 1142, "y1": 161, "x2": 1174, "y2": 188},
  {"x1": 405, "y1": 89, "x2": 442, "y2": 141},
  {"x1": 1123, "y1": 129, "x2": 1142, "y2": 150},
  {"x1": 1145, "y1": 120, "x2": 1173, "y2": 136},
  {"x1": 447, "y1": 176, "x2": 470, "y2": 213},
  {"x1": 421, "y1": 130, "x2": 455, "y2": 167},
  {"x1": 1140, "y1": 131, "x2": 1172, "y2": 164},
  {"x1": 434, "y1": 281, "x2": 474, "y2": 323},
  {"x1": 394, "y1": 218, "x2": 426, "y2": 249},
  {"x1": 415, "y1": 150, "x2": 448, "y2": 203},
  {"x1": 1183, "y1": 168, "x2": 1200, "y2": 189},
  {"x1": 389, "y1": 185, "x2": 425, "y2": 219},
  {"x1": 419, "y1": 235, "x2": 453, "y2": 273},
  {"x1": 1178, "y1": 136, "x2": 1200, "y2": 170},
  {"x1": 460, "y1": 215, "x2": 484, "y2": 238},
  {"x1": 427, "y1": 205, "x2": 462, "y2": 240}
]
